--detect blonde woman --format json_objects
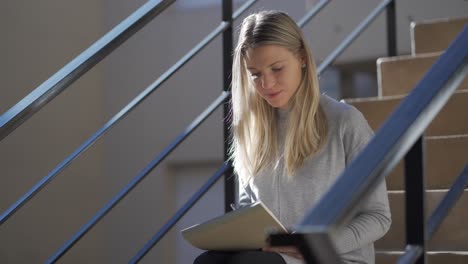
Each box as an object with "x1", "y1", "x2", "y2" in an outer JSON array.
[{"x1": 194, "y1": 10, "x2": 391, "y2": 264}]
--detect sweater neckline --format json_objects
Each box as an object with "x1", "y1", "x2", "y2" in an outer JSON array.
[{"x1": 276, "y1": 108, "x2": 289, "y2": 121}]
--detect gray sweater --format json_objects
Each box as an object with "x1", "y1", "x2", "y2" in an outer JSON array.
[{"x1": 237, "y1": 94, "x2": 391, "y2": 264}]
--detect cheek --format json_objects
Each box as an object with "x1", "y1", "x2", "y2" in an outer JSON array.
[
  {"x1": 281, "y1": 73, "x2": 298, "y2": 90},
  {"x1": 290, "y1": 69, "x2": 303, "y2": 88},
  {"x1": 251, "y1": 80, "x2": 261, "y2": 92},
  {"x1": 251, "y1": 82, "x2": 264, "y2": 96}
]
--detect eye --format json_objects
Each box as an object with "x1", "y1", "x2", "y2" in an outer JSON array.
[{"x1": 272, "y1": 67, "x2": 283, "y2": 73}]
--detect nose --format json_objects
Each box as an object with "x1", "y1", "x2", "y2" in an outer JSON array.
[{"x1": 261, "y1": 73, "x2": 276, "y2": 90}]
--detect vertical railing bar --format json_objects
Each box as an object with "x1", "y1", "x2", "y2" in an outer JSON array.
[
  {"x1": 129, "y1": 162, "x2": 231, "y2": 263},
  {"x1": 223, "y1": 0, "x2": 235, "y2": 213},
  {"x1": 404, "y1": 137, "x2": 426, "y2": 264},
  {"x1": 386, "y1": 0, "x2": 397, "y2": 56}
]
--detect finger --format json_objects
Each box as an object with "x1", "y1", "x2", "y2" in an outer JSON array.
[
  {"x1": 277, "y1": 246, "x2": 299, "y2": 253},
  {"x1": 264, "y1": 246, "x2": 299, "y2": 253},
  {"x1": 271, "y1": 246, "x2": 294, "y2": 252},
  {"x1": 282, "y1": 252, "x2": 304, "y2": 260},
  {"x1": 262, "y1": 247, "x2": 277, "y2": 252}
]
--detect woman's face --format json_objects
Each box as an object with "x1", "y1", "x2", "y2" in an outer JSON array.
[{"x1": 245, "y1": 45, "x2": 304, "y2": 109}]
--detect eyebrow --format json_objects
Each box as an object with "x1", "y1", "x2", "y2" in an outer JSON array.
[{"x1": 247, "y1": 60, "x2": 286, "y2": 71}]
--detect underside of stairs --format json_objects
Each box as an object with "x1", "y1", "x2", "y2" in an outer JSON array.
[{"x1": 346, "y1": 16, "x2": 468, "y2": 263}]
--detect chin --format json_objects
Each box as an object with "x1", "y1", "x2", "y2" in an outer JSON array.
[
  {"x1": 270, "y1": 102, "x2": 287, "y2": 109},
  {"x1": 265, "y1": 100, "x2": 281, "y2": 108}
]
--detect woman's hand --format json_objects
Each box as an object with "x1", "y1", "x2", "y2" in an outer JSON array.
[{"x1": 262, "y1": 246, "x2": 304, "y2": 260}]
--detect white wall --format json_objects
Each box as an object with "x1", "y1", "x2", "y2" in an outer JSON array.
[{"x1": 0, "y1": 0, "x2": 466, "y2": 263}]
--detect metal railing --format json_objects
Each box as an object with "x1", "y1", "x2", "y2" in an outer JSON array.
[
  {"x1": 6, "y1": 0, "x2": 446, "y2": 263},
  {"x1": 130, "y1": 0, "x2": 340, "y2": 262},
  {"x1": 129, "y1": 0, "x2": 400, "y2": 262},
  {"x1": 45, "y1": 92, "x2": 230, "y2": 263},
  {"x1": 130, "y1": 162, "x2": 231, "y2": 263},
  {"x1": 317, "y1": 0, "x2": 396, "y2": 74},
  {"x1": 0, "y1": 0, "x2": 175, "y2": 141},
  {"x1": 270, "y1": 26, "x2": 468, "y2": 264},
  {"x1": 0, "y1": 0, "x2": 258, "y2": 226},
  {"x1": 0, "y1": 0, "x2": 256, "y2": 262},
  {"x1": 427, "y1": 165, "x2": 468, "y2": 238}
]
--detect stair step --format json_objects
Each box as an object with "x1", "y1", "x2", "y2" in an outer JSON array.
[
  {"x1": 375, "y1": 190, "x2": 468, "y2": 251},
  {"x1": 376, "y1": 251, "x2": 468, "y2": 264},
  {"x1": 345, "y1": 90, "x2": 468, "y2": 136},
  {"x1": 377, "y1": 53, "x2": 468, "y2": 96},
  {"x1": 385, "y1": 135, "x2": 468, "y2": 190},
  {"x1": 411, "y1": 16, "x2": 468, "y2": 55}
]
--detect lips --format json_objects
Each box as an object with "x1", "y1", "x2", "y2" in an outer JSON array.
[{"x1": 266, "y1": 91, "x2": 281, "y2": 99}]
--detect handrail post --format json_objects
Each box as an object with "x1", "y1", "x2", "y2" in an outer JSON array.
[
  {"x1": 386, "y1": 0, "x2": 397, "y2": 56},
  {"x1": 222, "y1": 0, "x2": 235, "y2": 213},
  {"x1": 404, "y1": 136, "x2": 426, "y2": 264}
]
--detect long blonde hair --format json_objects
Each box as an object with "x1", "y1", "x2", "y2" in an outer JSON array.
[{"x1": 230, "y1": 10, "x2": 328, "y2": 180}]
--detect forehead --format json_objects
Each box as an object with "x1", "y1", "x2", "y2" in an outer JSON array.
[{"x1": 244, "y1": 45, "x2": 296, "y2": 68}]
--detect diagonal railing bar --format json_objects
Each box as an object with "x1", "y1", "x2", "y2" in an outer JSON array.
[
  {"x1": 317, "y1": 0, "x2": 393, "y2": 75},
  {"x1": 233, "y1": 0, "x2": 258, "y2": 20},
  {"x1": 271, "y1": 26, "x2": 468, "y2": 263},
  {"x1": 0, "y1": 21, "x2": 229, "y2": 226},
  {"x1": 397, "y1": 245, "x2": 423, "y2": 264},
  {"x1": 129, "y1": 162, "x2": 231, "y2": 263},
  {"x1": 0, "y1": 0, "x2": 175, "y2": 141},
  {"x1": 46, "y1": 91, "x2": 230, "y2": 263},
  {"x1": 427, "y1": 165, "x2": 468, "y2": 239},
  {"x1": 297, "y1": 0, "x2": 331, "y2": 28}
]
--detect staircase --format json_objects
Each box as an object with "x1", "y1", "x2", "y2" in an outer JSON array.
[
  {"x1": 1, "y1": 1, "x2": 465, "y2": 262},
  {"x1": 346, "y1": 17, "x2": 468, "y2": 263}
]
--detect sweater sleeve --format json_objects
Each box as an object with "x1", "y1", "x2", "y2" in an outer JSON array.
[{"x1": 332, "y1": 106, "x2": 392, "y2": 254}]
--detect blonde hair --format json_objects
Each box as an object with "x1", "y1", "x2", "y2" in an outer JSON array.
[{"x1": 230, "y1": 10, "x2": 328, "y2": 181}]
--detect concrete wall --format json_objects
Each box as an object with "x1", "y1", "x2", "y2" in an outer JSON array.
[{"x1": 0, "y1": 0, "x2": 466, "y2": 263}]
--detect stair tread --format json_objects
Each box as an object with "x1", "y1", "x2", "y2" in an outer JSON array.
[
  {"x1": 345, "y1": 90, "x2": 468, "y2": 136},
  {"x1": 385, "y1": 135, "x2": 468, "y2": 190},
  {"x1": 376, "y1": 190, "x2": 468, "y2": 251},
  {"x1": 376, "y1": 251, "x2": 468, "y2": 264},
  {"x1": 377, "y1": 52, "x2": 468, "y2": 96},
  {"x1": 411, "y1": 16, "x2": 468, "y2": 54}
]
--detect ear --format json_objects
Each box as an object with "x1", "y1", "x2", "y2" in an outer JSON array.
[{"x1": 298, "y1": 49, "x2": 307, "y2": 66}]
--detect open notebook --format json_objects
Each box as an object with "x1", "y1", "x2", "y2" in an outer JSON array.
[{"x1": 181, "y1": 202, "x2": 288, "y2": 251}]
